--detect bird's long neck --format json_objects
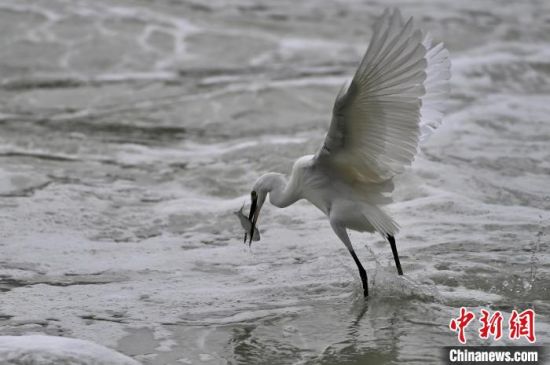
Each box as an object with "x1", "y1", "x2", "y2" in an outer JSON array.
[{"x1": 260, "y1": 172, "x2": 299, "y2": 208}]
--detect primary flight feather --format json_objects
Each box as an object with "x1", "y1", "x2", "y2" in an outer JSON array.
[{"x1": 242, "y1": 8, "x2": 450, "y2": 297}]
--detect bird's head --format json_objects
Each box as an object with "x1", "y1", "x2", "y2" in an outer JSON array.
[{"x1": 247, "y1": 180, "x2": 268, "y2": 244}]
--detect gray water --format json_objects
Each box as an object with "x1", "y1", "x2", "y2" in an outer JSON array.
[{"x1": 0, "y1": 0, "x2": 549, "y2": 364}]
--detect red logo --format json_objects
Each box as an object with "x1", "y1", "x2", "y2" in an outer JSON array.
[
  {"x1": 449, "y1": 308, "x2": 536, "y2": 344},
  {"x1": 479, "y1": 309, "x2": 503, "y2": 340},
  {"x1": 449, "y1": 307, "x2": 475, "y2": 344},
  {"x1": 509, "y1": 309, "x2": 536, "y2": 343}
]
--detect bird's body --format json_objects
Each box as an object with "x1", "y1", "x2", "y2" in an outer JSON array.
[
  {"x1": 244, "y1": 8, "x2": 450, "y2": 297},
  {"x1": 257, "y1": 156, "x2": 396, "y2": 235}
]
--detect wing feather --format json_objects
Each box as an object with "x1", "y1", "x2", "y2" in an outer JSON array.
[{"x1": 315, "y1": 8, "x2": 450, "y2": 184}]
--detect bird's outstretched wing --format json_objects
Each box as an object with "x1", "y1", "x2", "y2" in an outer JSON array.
[{"x1": 315, "y1": 8, "x2": 450, "y2": 184}]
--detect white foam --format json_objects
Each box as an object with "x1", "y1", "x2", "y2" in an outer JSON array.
[{"x1": 0, "y1": 335, "x2": 139, "y2": 365}]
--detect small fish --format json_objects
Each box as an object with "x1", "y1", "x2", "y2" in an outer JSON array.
[{"x1": 234, "y1": 204, "x2": 260, "y2": 244}]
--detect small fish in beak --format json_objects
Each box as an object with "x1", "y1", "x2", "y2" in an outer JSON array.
[{"x1": 234, "y1": 203, "x2": 260, "y2": 244}]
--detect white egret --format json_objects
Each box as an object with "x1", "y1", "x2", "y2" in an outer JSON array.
[{"x1": 245, "y1": 8, "x2": 450, "y2": 297}]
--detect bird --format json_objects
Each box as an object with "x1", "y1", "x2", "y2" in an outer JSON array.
[{"x1": 245, "y1": 8, "x2": 450, "y2": 297}]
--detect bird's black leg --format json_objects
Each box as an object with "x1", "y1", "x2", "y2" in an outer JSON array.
[
  {"x1": 387, "y1": 235, "x2": 403, "y2": 275},
  {"x1": 330, "y1": 221, "x2": 369, "y2": 297},
  {"x1": 347, "y1": 248, "x2": 368, "y2": 297}
]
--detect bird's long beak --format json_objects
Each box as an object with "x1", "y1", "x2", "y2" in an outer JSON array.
[
  {"x1": 249, "y1": 209, "x2": 260, "y2": 245},
  {"x1": 247, "y1": 191, "x2": 259, "y2": 245}
]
